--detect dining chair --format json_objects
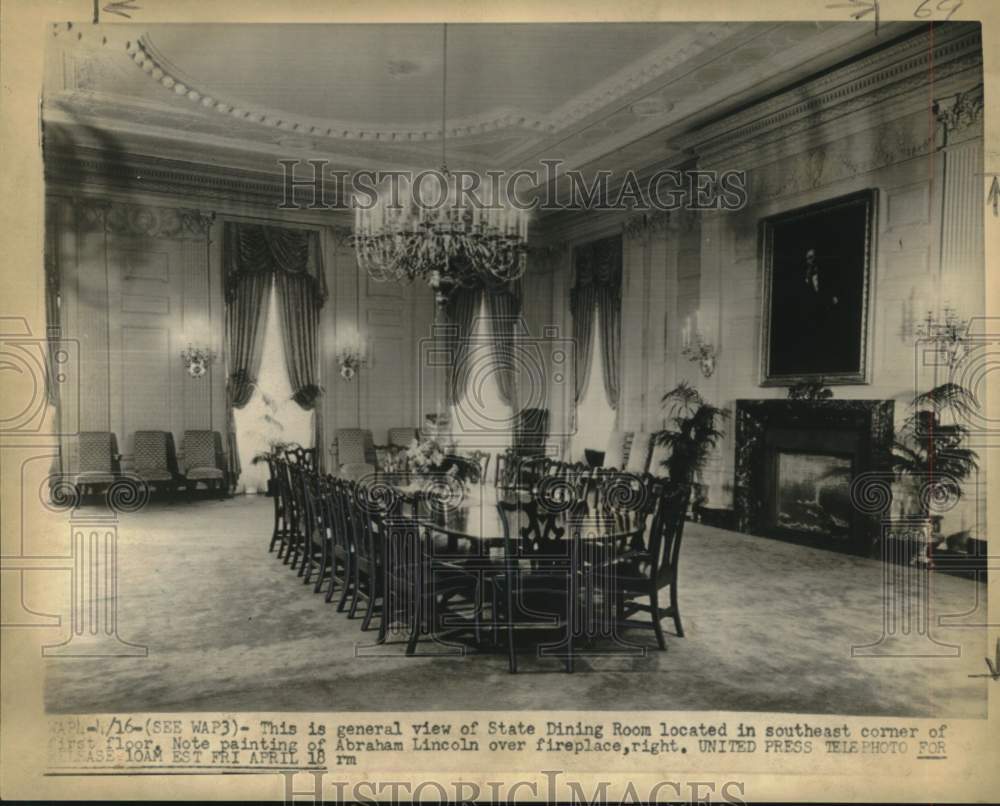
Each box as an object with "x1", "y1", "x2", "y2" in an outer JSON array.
[
  {"x1": 350, "y1": 482, "x2": 400, "y2": 631},
  {"x1": 263, "y1": 452, "x2": 289, "y2": 554},
  {"x1": 603, "y1": 429, "x2": 634, "y2": 470},
  {"x1": 299, "y1": 469, "x2": 328, "y2": 587},
  {"x1": 180, "y1": 430, "x2": 227, "y2": 497},
  {"x1": 325, "y1": 477, "x2": 356, "y2": 611},
  {"x1": 273, "y1": 456, "x2": 299, "y2": 563},
  {"x1": 343, "y1": 480, "x2": 372, "y2": 619},
  {"x1": 493, "y1": 450, "x2": 518, "y2": 490},
  {"x1": 441, "y1": 454, "x2": 484, "y2": 484},
  {"x1": 387, "y1": 427, "x2": 418, "y2": 448},
  {"x1": 520, "y1": 455, "x2": 557, "y2": 493},
  {"x1": 73, "y1": 431, "x2": 122, "y2": 497},
  {"x1": 513, "y1": 407, "x2": 549, "y2": 457},
  {"x1": 463, "y1": 450, "x2": 491, "y2": 484},
  {"x1": 610, "y1": 479, "x2": 691, "y2": 649},
  {"x1": 382, "y1": 506, "x2": 485, "y2": 655},
  {"x1": 624, "y1": 431, "x2": 653, "y2": 474},
  {"x1": 334, "y1": 428, "x2": 375, "y2": 469},
  {"x1": 494, "y1": 496, "x2": 576, "y2": 673},
  {"x1": 131, "y1": 430, "x2": 181, "y2": 493},
  {"x1": 307, "y1": 473, "x2": 333, "y2": 594},
  {"x1": 315, "y1": 475, "x2": 348, "y2": 602},
  {"x1": 381, "y1": 514, "x2": 426, "y2": 653},
  {"x1": 284, "y1": 447, "x2": 315, "y2": 572}
]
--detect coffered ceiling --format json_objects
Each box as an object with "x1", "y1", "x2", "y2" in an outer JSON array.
[{"x1": 43, "y1": 20, "x2": 925, "y2": 198}]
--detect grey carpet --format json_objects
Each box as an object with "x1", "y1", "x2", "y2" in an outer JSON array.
[{"x1": 44, "y1": 496, "x2": 989, "y2": 716}]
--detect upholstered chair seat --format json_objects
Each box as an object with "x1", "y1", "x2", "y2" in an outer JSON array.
[
  {"x1": 180, "y1": 430, "x2": 228, "y2": 494},
  {"x1": 131, "y1": 430, "x2": 180, "y2": 488}
]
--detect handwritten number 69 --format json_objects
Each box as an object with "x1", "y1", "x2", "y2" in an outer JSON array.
[{"x1": 914, "y1": 0, "x2": 962, "y2": 20}]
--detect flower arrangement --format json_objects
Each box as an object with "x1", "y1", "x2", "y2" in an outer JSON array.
[
  {"x1": 376, "y1": 445, "x2": 410, "y2": 480},
  {"x1": 405, "y1": 435, "x2": 475, "y2": 484}
]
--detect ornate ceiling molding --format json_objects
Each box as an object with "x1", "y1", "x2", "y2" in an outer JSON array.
[
  {"x1": 46, "y1": 147, "x2": 297, "y2": 208},
  {"x1": 120, "y1": 25, "x2": 741, "y2": 147},
  {"x1": 934, "y1": 83, "x2": 984, "y2": 137},
  {"x1": 674, "y1": 23, "x2": 982, "y2": 167},
  {"x1": 128, "y1": 35, "x2": 553, "y2": 143},
  {"x1": 70, "y1": 196, "x2": 214, "y2": 240}
]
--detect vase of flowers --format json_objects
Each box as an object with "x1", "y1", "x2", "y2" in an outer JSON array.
[
  {"x1": 406, "y1": 435, "x2": 476, "y2": 486},
  {"x1": 376, "y1": 445, "x2": 410, "y2": 486}
]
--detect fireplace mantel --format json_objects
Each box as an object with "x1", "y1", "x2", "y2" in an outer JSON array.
[{"x1": 733, "y1": 399, "x2": 894, "y2": 553}]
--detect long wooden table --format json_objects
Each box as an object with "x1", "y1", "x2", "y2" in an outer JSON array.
[{"x1": 376, "y1": 480, "x2": 650, "y2": 658}]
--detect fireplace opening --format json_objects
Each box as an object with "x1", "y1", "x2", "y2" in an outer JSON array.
[
  {"x1": 774, "y1": 451, "x2": 854, "y2": 539},
  {"x1": 734, "y1": 399, "x2": 894, "y2": 554}
]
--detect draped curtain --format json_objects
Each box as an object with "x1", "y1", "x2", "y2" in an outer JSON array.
[
  {"x1": 571, "y1": 235, "x2": 622, "y2": 409},
  {"x1": 446, "y1": 286, "x2": 481, "y2": 405},
  {"x1": 484, "y1": 279, "x2": 522, "y2": 408},
  {"x1": 447, "y1": 278, "x2": 522, "y2": 407},
  {"x1": 224, "y1": 222, "x2": 327, "y2": 480},
  {"x1": 224, "y1": 272, "x2": 270, "y2": 481}
]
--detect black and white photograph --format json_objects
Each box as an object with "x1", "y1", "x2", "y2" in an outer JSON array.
[
  {"x1": 760, "y1": 189, "x2": 876, "y2": 384},
  {"x1": 1, "y1": 2, "x2": 997, "y2": 803}
]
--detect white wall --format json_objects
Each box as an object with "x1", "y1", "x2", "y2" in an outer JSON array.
[{"x1": 532, "y1": 24, "x2": 986, "y2": 539}]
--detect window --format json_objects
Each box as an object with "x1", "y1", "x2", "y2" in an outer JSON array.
[
  {"x1": 233, "y1": 283, "x2": 314, "y2": 493},
  {"x1": 451, "y1": 295, "x2": 513, "y2": 451},
  {"x1": 571, "y1": 301, "x2": 616, "y2": 460}
]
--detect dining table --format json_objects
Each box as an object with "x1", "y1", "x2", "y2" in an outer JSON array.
[{"x1": 371, "y1": 477, "x2": 651, "y2": 655}]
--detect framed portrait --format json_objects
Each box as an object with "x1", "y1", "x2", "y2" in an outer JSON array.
[{"x1": 759, "y1": 188, "x2": 877, "y2": 386}]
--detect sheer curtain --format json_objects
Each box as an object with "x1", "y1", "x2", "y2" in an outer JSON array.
[
  {"x1": 233, "y1": 284, "x2": 315, "y2": 494},
  {"x1": 571, "y1": 301, "x2": 617, "y2": 460},
  {"x1": 451, "y1": 295, "x2": 514, "y2": 452}
]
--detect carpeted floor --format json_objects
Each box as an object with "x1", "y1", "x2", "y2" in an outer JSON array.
[{"x1": 44, "y1": 496, "x2": 989, "y2": 716}]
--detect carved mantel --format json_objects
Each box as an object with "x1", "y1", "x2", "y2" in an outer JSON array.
[{"x1": 733, "y1": 398, "x2": 894, "y2": 554}]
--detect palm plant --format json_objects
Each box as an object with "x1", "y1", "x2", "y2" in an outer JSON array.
[
  {"x1": 891, "y1": 382, "x2": 979, "y2": 518},
  {"x1": 653, "y1": 382, "x2": 729, "y2": 485}
]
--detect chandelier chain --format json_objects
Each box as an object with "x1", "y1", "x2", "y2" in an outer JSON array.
[
  {"x1": 350, "y1": 23, "x2": 529, "y2": 293},
  {"x1": 441, "y1": 23, "x2": 447, "y2": 171}
]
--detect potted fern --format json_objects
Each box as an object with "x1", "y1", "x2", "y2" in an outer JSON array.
[
  {"x1": 652, "y1": 383, "x2": 729, "y2": 510},
  {"x1": 891, "y1": 382, "x2": 979, "y2": 556}
]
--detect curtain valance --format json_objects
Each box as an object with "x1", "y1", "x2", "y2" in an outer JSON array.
[
  {"x1": 224, "y1": 222, "x2": 327, "y2": 305},
  {"x1": 571, "y1": 235, "x2": 622, "y2": 301}
]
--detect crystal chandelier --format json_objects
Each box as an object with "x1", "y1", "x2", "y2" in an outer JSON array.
[{"x1": 352, "y1": 24, "x2": 529, "y2": 297}]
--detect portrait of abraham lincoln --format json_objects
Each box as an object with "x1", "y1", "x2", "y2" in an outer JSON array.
[{"x1": 760, "y1": 189, "x2": 876, "y2": 385}]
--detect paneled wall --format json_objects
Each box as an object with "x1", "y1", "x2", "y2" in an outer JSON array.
[
  {"x1": 48, "y1": 189, "x2": 435, "y2": 474},
  {"x1": 692, "y1": 91, "x2": 986, "y2": 538},
  {"x1": 324, "y1": 231, "x2": 435, "y2": 454},
  {"x1": 51, "y1": 196, "x2": 223, "y2": 471},
  {"x1": 530, "y1": 24, "x2": 986, "y2": 539}
]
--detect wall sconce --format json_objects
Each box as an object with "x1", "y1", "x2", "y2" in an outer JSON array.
[
  {"x1": 335, "y1": 328, "x2": 368, "y2": 381},
  {"x1": 180, "y1": 345, "x2": 215, "y2": 378},
  {"x1": 680, "y1": 314, "x2": 718, "y2": 378},
  {"x1": 914, "y1": 306, "x2": 969, "y2": 367}
]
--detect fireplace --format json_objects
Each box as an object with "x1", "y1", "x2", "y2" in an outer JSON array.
[
  {"x1": 734, "y1": 399, "x2": 893, "y2": 553},
  {"x1": 774, "y1": 451, "x2": 853, "y2": 538}
]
